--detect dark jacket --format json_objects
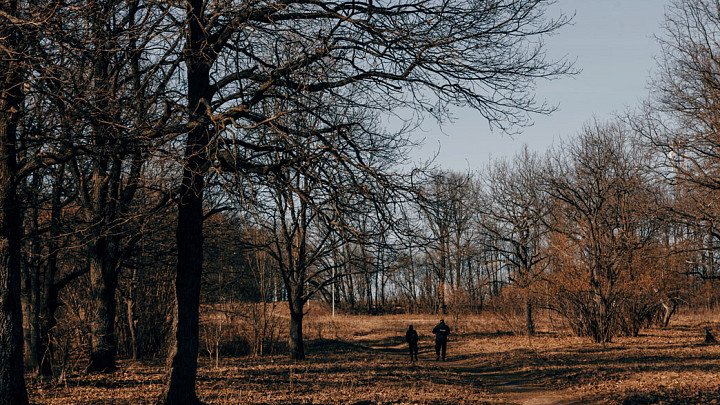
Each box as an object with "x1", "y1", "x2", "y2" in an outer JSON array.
[
  {"x1": 405, "y1": 329, "x2": 418, "y2": 345},
  {"x1": 432, "y1": 322, "x2": 450, "y2": 342}
]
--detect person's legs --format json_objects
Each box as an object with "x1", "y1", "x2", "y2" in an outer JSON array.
[
  {"x1": 441, "y1": 340, "x2": 447, "y2": 360},
  {"x1": 435, "y1": 341, "x2": 441, "y2": 360},
  {"x1": 411, "y1": 344, "x2": 418, "y2": 361}
]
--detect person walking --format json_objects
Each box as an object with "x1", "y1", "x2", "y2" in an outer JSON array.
[
  {"x1": 432, "y1": 319, "x2": 451, "y2": 361},
  {"x1": 405, "y1": 324, "x2": 419, "y2": 361}
]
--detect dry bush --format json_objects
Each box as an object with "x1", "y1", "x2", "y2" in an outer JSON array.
[
  {"x1": 200, "y1": 301, "x2": 287, "y2": 362},
  {"x1": 116, "y1": 264, "x2": 174, "y2": 360},
  {"x1": 51, "y1": 276, "x2": 92, "y2": 379},
  {"x1": 484, "y1": 287, "x2": 539, "y2": 335}
]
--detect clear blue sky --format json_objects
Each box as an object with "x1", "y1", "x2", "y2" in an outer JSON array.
[{"x1": 411, "y1": 0, "x2": 670, "y2": 171}]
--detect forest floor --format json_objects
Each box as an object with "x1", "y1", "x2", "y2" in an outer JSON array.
[{"x1": 27, "y1": 312, "x2": 720, "y2": 404}]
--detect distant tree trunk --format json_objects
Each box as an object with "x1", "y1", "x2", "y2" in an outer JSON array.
[
  {"x1": 525, "y1": 298, "x2": 535, "y2": 336},
  {"x1": 37, "y1": 170, "x2": 66, "y2": 376},
  {"x1": 37, "y1": 280, "x2": 60, "y2": 377},
  {"x1": 439, "y1": 276, "x2": 447, "y2": 315},
  {"x1": 409, "y1": 247, "x2": 417, "y2": 313},
  {"x1": 344, "y1": 271, "x2": 356, "y2": 311},
  {"x1": 439, "y1": 237, "x2": 448, "y2": 315},
  {"x1": 22, "y1": 176, "x2": 42, "y2": 371},
  {"x1": 127, "y1": 266, "x2": 140, "y2": 360},
  {"x1": 661, "y1": 299, "x2": 677, "y2": 328}
]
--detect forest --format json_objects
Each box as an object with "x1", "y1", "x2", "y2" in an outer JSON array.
[{"x1": 3, "y1": 0, "x2": 720, "y2": 404}]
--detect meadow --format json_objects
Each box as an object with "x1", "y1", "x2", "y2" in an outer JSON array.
[{"x1": 28, "y1": 308, "x2": 720, "y2": 405}]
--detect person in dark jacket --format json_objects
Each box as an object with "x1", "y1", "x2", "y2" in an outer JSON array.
[
  {"x1": 432, "y1": 319, "x2": 451, "y2": 361},
  {"x1": 405, "y1": 324, "x2": 419, "y2": 361}
]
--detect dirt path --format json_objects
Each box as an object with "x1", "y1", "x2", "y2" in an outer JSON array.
[
  {"x1": 471, "y1": 368, "x2": 580, "y2": 405},
  {"x1": 414, "y1": 351, "x2": 586, "y2": 405},
  {"x1": 367, "y1": 340, "x2": 588, "y2": 404}
]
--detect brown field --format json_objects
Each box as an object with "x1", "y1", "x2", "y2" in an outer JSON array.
[{"x1": 28, "y1": 309, "x2": 720, "y2": 404}]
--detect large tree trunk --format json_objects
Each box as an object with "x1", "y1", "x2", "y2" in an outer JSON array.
[
  {"x1": 158, "y1": 114, "x2": 207, "y2": 405},
  {"x1": 0, "y1": 125, "x2": 29, "y2": 404},
  {"x1": 87, "y1": 237, "x2": 119, "y2": 373},
  {"x1": 0, "y1": 0, "x2": 29, "y2": 401},
  {"x1": 159, "y1": 179, "x2": 204, "y2": 404},
  {"x1": 159, "y1": 1, "x2": 211, "y2": 400},
  {"x1": 0, "y1": 171, "x2": 29, "y2": 404},
  {"x1": 289, "y1": 311, "x2": 305, "y2": 361},
  {"x1": 288, "y1": 285, "x2": 305, "y2": 360},
  {"x1": 591, "y1": 265, "x2": 612, "y2": 344}
]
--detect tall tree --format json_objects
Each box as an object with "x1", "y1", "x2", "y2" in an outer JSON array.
[
  {"x1": 48, "y1": 0, "x2": 177, "y2": 373},
  {"x1": 481, "y1": 147, "x2": 550, "y2": 335},
  {"x1": 0, "y1": 1, "x2": 30, "y2": 402},
  {"x1": 544, "y1": 121, "x2": 662, "y2": 343},
  {"x1": 418, "y1": 171, "x2": 478, "y2": 314},
  {"x1": 634, "y1": 0, "x2": 720, "y2": 287}
]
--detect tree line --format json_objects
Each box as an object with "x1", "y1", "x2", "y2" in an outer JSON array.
[{"x1": 2, "y1": 0, "x2": 720, "y2": 404}]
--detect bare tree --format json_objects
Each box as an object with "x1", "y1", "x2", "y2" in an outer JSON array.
[
  {"x1": 632, "y1": 0, "x2": 720, "y2": 318},
  {"x1": 642, "y1": 0, "x2": 720, "y2": 191},
  {"x1": 244, "y1": 167, "x2": 344, "y2": 360},
  {"x1": 418, "y1": 171, "x2": 478, "y2": 314},
  {"x1": 481, "y1": 147, "x2": 550, "y2": 335},
  {"x1": 226, "y1": 100, "x2": 401, "y2": 359},
  {"x1": 57, "y1": 0, "x2": 177, "y2": 373},
  {"x1": 544, "y1": 121, "x2": 664, "y2": 343}
]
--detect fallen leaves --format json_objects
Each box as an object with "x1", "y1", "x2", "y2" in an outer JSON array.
[{"x1": 26, "y1": 313, "x2": 720, "y2": 404}]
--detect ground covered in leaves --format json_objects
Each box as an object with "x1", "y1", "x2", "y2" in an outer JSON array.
[{"x1": 27, "y1": 313, "x2": 720, "y2": 404}]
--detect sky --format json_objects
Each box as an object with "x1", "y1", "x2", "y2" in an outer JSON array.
[{"x1": 409, "y1": 0, "x2": 671, "y2": 172}]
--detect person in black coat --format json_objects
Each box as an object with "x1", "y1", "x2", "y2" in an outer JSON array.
[
  {"x1": 405, "y1": 324, "x2": 419, "y2": 361},
  {"x1": 432, "y1": 319, "x2": 451, "y2": 361}
]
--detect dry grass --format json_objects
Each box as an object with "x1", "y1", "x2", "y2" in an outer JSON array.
[{"x1": 27, "y1": 309, "x2": 720, "y2": 404}]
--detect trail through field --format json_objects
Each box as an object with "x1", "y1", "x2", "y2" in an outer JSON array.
[
  {"x1": 362, "y1": 336, "x2": 586, "y2": 405},
  {"x1": 467, "y1": 367, "x2": 578, "y2": 405},
  {"x1": 406, "y1": 341, "x2": 586, "y2": 405}
]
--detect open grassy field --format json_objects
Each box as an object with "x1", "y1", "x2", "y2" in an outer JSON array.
[{"x1": 27, "y1": 309, "x2": 720, "y2": 404}]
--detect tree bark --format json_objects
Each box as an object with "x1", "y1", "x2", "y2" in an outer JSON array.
[
  {"x1": 288, "y1": 283, "x2": 306, "y2": 361},
  {"x1": 0, "y1": 1, "x2": 29, "y2": 401},
  {"x1": 289, "y1": 311, "x2": 305, "y2": 360},
  {"x1": 159, "y1": 145, "x2": 206, "y2": 404},
  {"x1": 86, "y1": 237, "x2": 119, "y2": 373},
  {"x1": 159, "y1": 0, "x2": 211, "y2": 401}
]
